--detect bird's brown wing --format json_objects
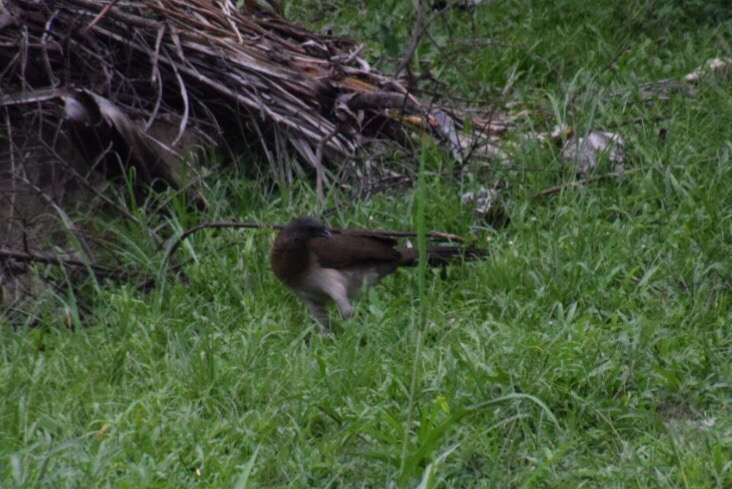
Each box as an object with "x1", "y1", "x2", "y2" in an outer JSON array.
[
  {"x1": 308, "y1": 232, "x2": 401, "y2": 269},
  {"x1": 338, "y1": 230, "x2": 399, "y2": 246}
]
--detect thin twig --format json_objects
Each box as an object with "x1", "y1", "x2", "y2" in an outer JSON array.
[
  {"x1": 535, "y1": 168, "x2": 642, "y2": 197},
  {"x1": 0, "y1": 247, "x2": 118, "y2": 276},
  {"x1": 336, "y1": 228, "x2": 467, "y2": 242},
  {"x1": 4, "y1": 109, "x2": 17, "y2": 238},
  {"x1": 315, "y1": 127, "x2": 338, "y2": 202},
  {"x1": 169, "y1": 55, "x2": 189, "y2": 146},
  {"x1": 163, "y1": 221, "x2": 270, "y2": 267},
  {"x1": 396, "y1": 0, "x2": 430, "y2": 77},
  {"x1": 18, "y1": 175, "x2": 96, "y2": 263},
  {"x1": 79, "y1": 0, "x2": 122, "y2": 35}
]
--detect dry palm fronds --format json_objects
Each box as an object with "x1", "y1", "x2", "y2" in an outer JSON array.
[
  {"x1": 0, "y1": 0, "x2": 511, "y2": 312},
  {"x1": 1, "y1": 0, "x2": 506, "y2": 190}
]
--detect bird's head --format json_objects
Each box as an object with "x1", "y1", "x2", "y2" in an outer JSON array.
[{"x1": 284, "y1": 216, "x2": 331, "y2": 241}]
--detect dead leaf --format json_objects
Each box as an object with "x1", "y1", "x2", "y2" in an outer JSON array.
[
  {"x1": 684, "y1": 57, "x2": 732, "y2": 83},
  {"x1": 561, "y1": 130, "x2": 625, "y2": 174}
]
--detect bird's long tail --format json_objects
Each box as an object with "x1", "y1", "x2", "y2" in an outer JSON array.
[{"x1": 399, "y1": 245, "x2": 488, "y2": 266}]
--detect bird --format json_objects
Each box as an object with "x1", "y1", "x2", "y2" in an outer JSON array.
[{"x1": 270, "y1": 216, "x2": 486, "y2": 331}]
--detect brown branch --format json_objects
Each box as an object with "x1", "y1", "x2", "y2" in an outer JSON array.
[
  {"x1": 337, "y1": 228, "x2": 467, "y2": 243},
  {"x1": 315, "y1": 128, "x2": 338, "y2": 203},
  {"x1": 17, "y1": 175, "x2": 96, "y2": 263},
  {"x1": 79, "y1": 0, "x2": 122, "y2": 36},
  {"x1": 0, "y1": 247, "x2": 118, "y2": 276},
  {"x1": 396, "y1": 0, "x2": 431, "y2": 77},
  {"x1": 347, "y1": 91, "x2": 421, "y2": 113},
  {"x1": 535, "y1": 168, "x2": 642, "y2": 197},
  {"x1": 162, "y1": 221, "x2": 271, "y2": 268}
]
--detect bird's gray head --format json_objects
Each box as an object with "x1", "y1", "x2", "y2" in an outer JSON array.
[{"x1": 285, "y1": 216, "x2": 331, "y2": 240}]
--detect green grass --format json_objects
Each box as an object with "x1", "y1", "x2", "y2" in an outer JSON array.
[{"x1": 2, "y1": 1, "x2": 731, "y2": 487}]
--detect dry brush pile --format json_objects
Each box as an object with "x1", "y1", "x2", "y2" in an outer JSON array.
[{"x1": 0, "y1": 0, "x2": 508, "y2": 319}]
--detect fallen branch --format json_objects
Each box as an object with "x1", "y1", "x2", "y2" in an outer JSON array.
[
  {"x1": 0, "y1": 247, "x2": 119, "y2": 277},
  {"x1": 535, "y1": 168, "x2": 642, "y2": 197},
  {"x1": 162, "y1": 221, "x2": 270, "y2": 268}
]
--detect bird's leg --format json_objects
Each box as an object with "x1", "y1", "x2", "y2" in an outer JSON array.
[
  {"x1": 320, "y1": 275, "x2": 354, "y2": 320},
  {"x1": 332, "y1": 296, "x2": 353, "y2": 320},
  {"x1": 302, "y1": 268, "x2": 356, "y2": 322},
  {"x1": 303, "y1": 299, "x2": 331, "y2": 333}
]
